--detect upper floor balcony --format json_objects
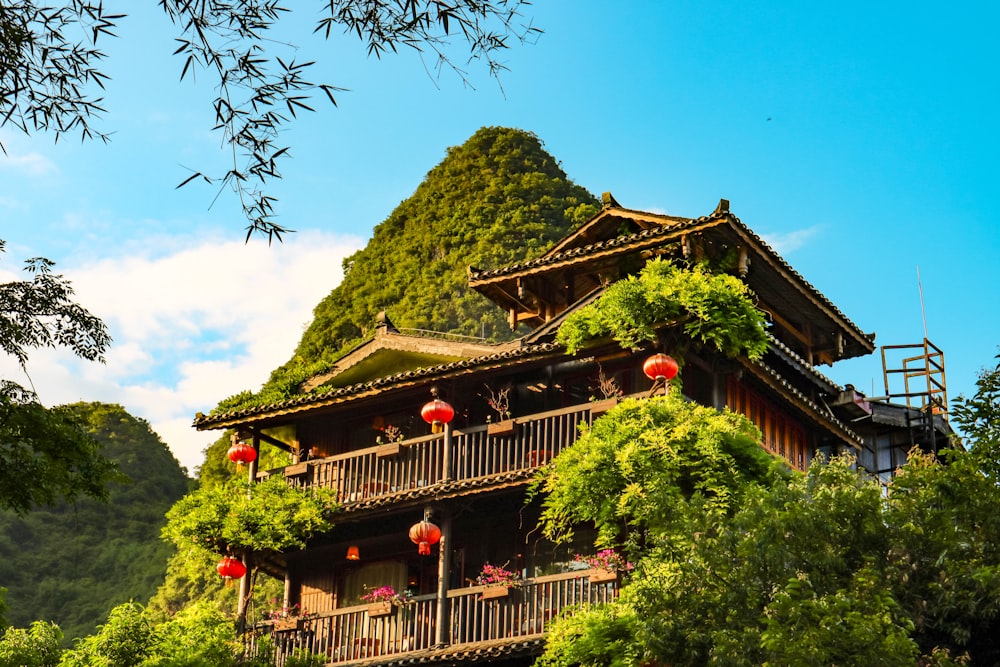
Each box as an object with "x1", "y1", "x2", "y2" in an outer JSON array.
[{"x1": 259, "y1": 397, "x2": 624, "y2": 508}]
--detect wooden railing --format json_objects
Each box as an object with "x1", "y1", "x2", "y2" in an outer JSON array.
[
  {"x1": 267, "y1": 400, "x2": 614, "y2": 503},
  {"x1": 253, "y1": 570, "x2": 619, "y2": 666}
]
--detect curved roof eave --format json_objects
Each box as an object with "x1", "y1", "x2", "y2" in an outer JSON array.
[{"x1": 193, "y1": 342, "x2": 562, "y2": 431}]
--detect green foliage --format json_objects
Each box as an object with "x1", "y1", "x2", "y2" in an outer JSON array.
[
  {"x1": 163, "y1": 476, "x2": 338, "y2": 558},
  {"x1": 536, "y1": 604, "x2": 641, "y2": 667},
  {"x1": 216, "y1": 127, "x2": 598, "y2": 414},
  {"x1": 0, "y1": 397, "x2": 123, "y2": 515},
  {"x1": 885, "y1": 448, "x2": 1000, "y2": 661},
  {"x1": 282, "y1": 649, "x2": 328, "y2": 667},
  {"x1": 533, "y1": 393, "x2": 779, "y2": 549},
  {"x1": 952, "y1": 350, "x2": 1000, "y2": 475},
  {"x1": 59, "y1": 602, "x2": 155, "y2": 667},
  {"x1": 140, "y1": 603, "x2": 238, "y2": 667},
  {"x1": 0, "y1": 403, "x2": 190, "y2": 643},
  {"x1": 0, "y1": 621, "x2": 63, "y2": 667},
  {"x1": 761, "y1": 567, "x2": 917, "y2": 666},
  {"x1": 555, "y1": 258, "x2": 768, "y2": 360}
]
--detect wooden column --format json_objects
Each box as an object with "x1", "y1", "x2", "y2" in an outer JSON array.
[{"x1": 435, "y1": 512, "x2": 452, "y2": 646}]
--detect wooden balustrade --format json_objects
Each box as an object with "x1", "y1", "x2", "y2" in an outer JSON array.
[
  {"x1": 269, "y1": 401, "x2": 604, "y2": 504},
  {"x1": 253, "y1": 570, "x2": 618, "y2": 666}
]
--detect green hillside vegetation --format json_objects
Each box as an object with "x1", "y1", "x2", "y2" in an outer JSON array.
[
  {"x1": 214, "y1": 126, "x2": 598, "y2": 415},
  {"x1": 0, "y1": 403, "x2": 191, "y2": 644}
]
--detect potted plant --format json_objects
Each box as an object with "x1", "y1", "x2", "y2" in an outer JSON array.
[
  {"x1": 361, "y1": 585, "x2": 411, "y2": 617},
  {"x1": 375, "y1": 424, "x2": 407, "y2": 458},
  {"x1": 575, "y1": 548, "x2": 632, "y2": 583},
  {"x1": 476, "y1": 562, "x2": 522, "y2": 600},
  {"x1": 482, "y1": 384, "x2": 516, "y2": 436},
  {"x1": 265, "y1": 600, "x2": 307, "y2": 631},
  {"x1": 589, "y1": 367, "x2": 624, "y2": 416}
]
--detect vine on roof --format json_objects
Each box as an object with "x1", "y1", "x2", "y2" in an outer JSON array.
[{"x1": 555, "y1": 258, "x2": 768, "y2": 361}]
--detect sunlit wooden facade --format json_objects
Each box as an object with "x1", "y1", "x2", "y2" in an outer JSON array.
[{"x1": 194, "y1": 196, "x2": 946, "y2": 666}]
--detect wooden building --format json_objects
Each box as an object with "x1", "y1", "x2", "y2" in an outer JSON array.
[{"x1": 193, "y1": 196, "x2": 949, "y2": 666}]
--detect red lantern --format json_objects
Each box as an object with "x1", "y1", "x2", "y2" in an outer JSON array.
[
  {"x1": 421, "y1": 399, "x2": 455, "y2": 425},
  {"x1": 217, "y1": 556, "x2": 246, "y2": 581},
  {"x1": 409, "y1": 520, "x2": 442, "y2": 556},
  {"x1": 227, "y1": 441, "x2": 257, "y2": 466},
  {"x1": 643, "y1": 353, "x2": 679, "y2": 382}
]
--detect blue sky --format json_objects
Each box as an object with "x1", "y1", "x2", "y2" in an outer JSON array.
[{"x1": 2, "y1": 1, "x2": 997, "y2": 472}]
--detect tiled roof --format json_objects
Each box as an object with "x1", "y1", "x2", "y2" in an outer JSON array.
[
  {"x1": 750, "y1": 358, "x2": 863, "y2": 447},
  {"x1": 468, "y1": 206, "x2": 873, "y2": 350},
  {"x1": 194, "y1": 343, "x2": 561, "y2": 429},
  {"x1": 345, "y1": 637, "x2": 545, "y2": 667},
  {"x1": 468, "y1": 215, "x2": 706, "y2": 281},
  {"x1": 722, "y1": 210, "x2": 874, "y2": 346},
  {"x1": 766, "y1": 334, "x2": 841, "y2": 392}
]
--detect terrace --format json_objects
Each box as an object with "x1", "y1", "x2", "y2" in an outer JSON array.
[{"x1": 252, "y1": 570, "x2": 620, "y2": 666}]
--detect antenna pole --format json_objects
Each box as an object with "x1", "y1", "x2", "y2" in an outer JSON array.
[{"x1": 917, "y1": 265, "x2": 928, "y2": 340}]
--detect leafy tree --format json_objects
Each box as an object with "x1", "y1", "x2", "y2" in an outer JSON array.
[
  {"x1": 58, "y1": 601, "x2": 154, "y2": 667},
  {"x1": 215, "y1": 126, "x2": 598, "y2": 413},
  {"x1": 0, "y1": 244, "x2": 120, "y2": 514},
  {"x1": 0, "y1": 621, "x2": 62, "y2": 667},
  {"x1": 555, "y1": 258, "x2": 768, "y2": 360},
  {"x1": 1, "y1": 2, "x2": 539, "y2": 239},
  {"x1": 952, "y1": 349, "x2": 1000, "y2": 475},
  {"x1": 141, "y1": 602, "x2": 239, "y2": 667},
  {"x1": 533, "y1": 393, "x2": 780, "y2": 551},
  {"x1": 537, "y1": 412, "x2": 1000, "y2": 666},
  {"x1": 162, "y1": 476, "x2": 338, "y2": 559}
]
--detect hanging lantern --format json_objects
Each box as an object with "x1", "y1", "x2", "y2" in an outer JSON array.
[
  {"x1": 643, "y1": 353, "x2": 679, "y2": 382},
  {"x1": 409, "y1": 519, "x2": 442, "y2": 556},
  {"x1": 227, "y1": 441, "x2": 257, "y2": 466},
  {"x1": 216, "y1": 556, "x2": 246, "y2": 582},
  {"x1": 346, "y1": 545, "x2": 360, "y2": 561},
  {"x1": 421, "y1": 399, "x2": 455, "y2": 426}
]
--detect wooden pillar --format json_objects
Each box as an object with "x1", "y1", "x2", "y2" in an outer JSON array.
[
  {"x1": 442, "y1": 422, "x2": 453, "y2": 483},
  {"x1": 435, "y1": 511, "x2": 452, "y2": 646},
  {"x1": 237, "y1": 432, "x2": 261, "y2": 626}
]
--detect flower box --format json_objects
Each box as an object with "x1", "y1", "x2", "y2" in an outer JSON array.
[
  {"x1": 480, "y1": 585, "x2": 510, "y2": 600},
  {"x1": 273, "y1": 617, "x2": 304, "y2": 632},
  {"x1": 284, "y1": 462, "x2": 309, "y2": 477},
  {"x1": 588, "y1": 569, "x2": 618, "y2": 584},
  {"x1": 487, "y1": 419, "x2": 517, "y2": 436},
  {"x1": 367, "y1": 601, "x2": 394, "y2": 618},
  {"x1": 375, "y1": 442, "x2": 406, "y2": 458}
]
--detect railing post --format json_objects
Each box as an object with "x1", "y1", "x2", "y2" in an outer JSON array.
[
  {"x1": 435, "y1": 511, "x2": 452, "y2": 646},
  {"x1": 442, "y1": 422, "x2": 453, "y2": 483}
]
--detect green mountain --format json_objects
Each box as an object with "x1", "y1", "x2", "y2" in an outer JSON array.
[
  {"x1": 215, "y1": 127, "x2": 598, "y2": 414},
  {"x1": 0, "y1": 403, "x2": 191, "y2": 643}
]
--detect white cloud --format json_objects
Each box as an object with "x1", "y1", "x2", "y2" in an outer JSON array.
[
  {"x1": 0, "y1": 229, "x2": 363, "y2": 473},
  {"x1": 0, "y1": 149, "x2": 58, "y2": 177},
  {"x1": 760, "y1": 225, "x2": 824, "y2": 255}
]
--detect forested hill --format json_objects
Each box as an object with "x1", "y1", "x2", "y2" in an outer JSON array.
[
  {"x1": 0, "y1": 403, "x2": 190, "y2": 643},
  {"x1": 217, "y1": 127, "x2": 598, "y2": 413}
]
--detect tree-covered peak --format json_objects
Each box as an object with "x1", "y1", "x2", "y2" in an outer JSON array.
[{"x1": 214, "y1": 127, "x2": 598, "y2": 415}]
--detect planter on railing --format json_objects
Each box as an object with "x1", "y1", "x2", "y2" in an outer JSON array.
[
  {"x1": 487, "y1": 419, "x2": 517, "y2": 436},
  {"x1": 272, "y1": 617, "x2": 305, "y2": 632},
  {"x1": 375, "y1": 442, "x2": 407, "y2": 459},
  {"x1": 587, "y1": 569, "x2": 618, "y2": 584},
  {"x1": 480, "y1": 585, "x2": 511, "y2": 600},
  {"x1": 367, "y1": 601, "x2": 394, "y2": 618},
  {"x1": 283, "y1": 462, "x2": 309, "y2": 477}
]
